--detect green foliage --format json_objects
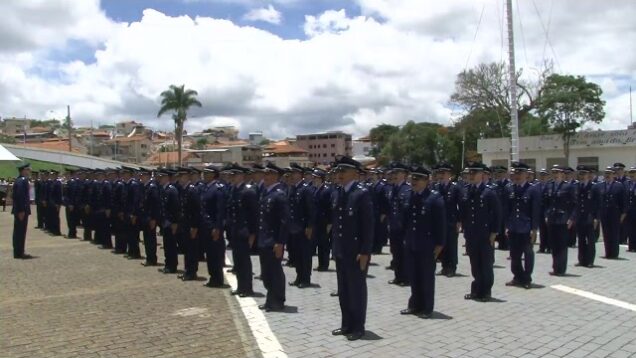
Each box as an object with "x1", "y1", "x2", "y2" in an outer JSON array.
[
  {"x1": 379, "y1": 121, "x2": 452, "y2": 166},
  {"x1": 259, "y1": 138, "x2": 271, "y2": 146},
  {"x1": 369, "y1": 124, "x2": 399, "y2": 158},
  {"x1": 0, "y1": 158, "x2": 74, "y2": 179},
  {"x1": 0, "y1": 134, "x2": 17, "y2": 144},
  {"x1": 30, "y1": 119, "x2": 62, "y2": 129},
  {"x1": 194, "y1": 137, "x2": 208, "y2": 150},
  {"x1": 157, "y1": 84, "x2": 202, "y2": 166}
]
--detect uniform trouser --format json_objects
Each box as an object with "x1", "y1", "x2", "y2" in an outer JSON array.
[
  {"x1": 82, "y1": 210, "x2": 93, "y2": 241},
  {"x1": 628, "y1": 214, "x2": 636, "y2": 251},
  {"x1": 548, "y1": 224, "x2": 568, "y2": 274},
  {"x1": 465, "y1": 236, "x2": 494, "y2": 298},
  {"x1": 13, "y1": 215, "x2": 28, "y2": 258},
  {"x1": 36, "y1": 203, "x2": 43, "y2": 228},
  {"x1": 496, "y1": 230, "x2": 509, "y2": 250},
  {"x1": 232, "y1": 230, "x2": 253, "y2": 294},
  {"x1": 65, "y1": 207, "x2": 76, "y2": 237},
  {"x1": 390, "y1": 229, "x2": 408, "y2": 282},
  {"x1": 162, "y1": 225, "x2": 178, "y2": 271},
  {"x1": 260, "y1": 247, "x2": 286, "y2": 308},
  {"x1": 203, "y1": 228, "x2": 226, "y2": 284},
  {"x1": 226, "y1": 229, "x2": 237, "y2": 269},
  {"x1": 183, "y1": 226, "x2": 199, "y2": 276},
  {"x1": 126, "y1": 221, "x2": 141, "y2": 258},
  {"x1": 372, "y1": 218, "x2": 387, "y2": 253},
  {"x1": 576, "y1": 222, "x2": 596, "y2": 266},
  {"x1": 441, "y1": 226, "x2": 459, "y2": 273},
  {"x1": 601, "y1": 213, "x2": 620, "y2": 258},
  {"x1": 94, "y1": 212, "x2": 112, "y2": 248},
  {"x1": 287, "y1": 231, "x2": 296, "y2": 266},
  {"x1": 407, "y1": 248, "x2": 436, "y2": 314},
  {"x1": 335, "y1": 256, "x2": 368, "y2": 334},
  {"x1": 143, "y1": 221, "x2": 158, "y2": 264},
  {"x1": 314, "y1": 226, "x2": 330, "y2": 269},
  {"x1": 48, "y1": 204, "x2": 61, "y2": 235},
  {"x1": 620, "y1": 221, "x2": 628, "y2": 244},
  {"x1": 509, "y1": 232, "x2": 534, "y2": 284},
  {"x1": 292, "y1": 231, "x2": 313, "y2": 284},
  {"x1": 539, "y1": 220, "x2": 550, "y2": 252},
  {"x1": 568, "y1": 226, "x2": 577, "y2": 247},
  {"x1": 113, "y1": 215, "x2": 126, "y2": 253}
]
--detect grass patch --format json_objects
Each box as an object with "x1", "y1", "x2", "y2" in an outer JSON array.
[{"x1": 0, "y1": 158, "x2": 77, "y2": 179}]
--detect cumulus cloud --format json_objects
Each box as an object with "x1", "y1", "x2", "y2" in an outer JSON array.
[
  {"x1": 243, "y1": 4, "x2": 282, "y2": 25},
  {"x1": 0, "y1": 0, "x2": 634, "y2": 140}
]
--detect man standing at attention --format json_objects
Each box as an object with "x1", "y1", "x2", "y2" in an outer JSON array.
[{"x1": 12, "y1": 162, "x2": 32, "y2": 259}]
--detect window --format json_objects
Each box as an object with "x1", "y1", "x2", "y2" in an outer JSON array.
[
  {"x1": 520, "y1": 158, "x2": 536, "y2": 170},
  {"x1": 577, "y1": 156, "x2": 599, "y2": 171},
  {"x1": 331, "y1": 144, "x2": 335, "y2": 148},
  {"x1": 323, "y1": 153, "x2": 327, "y2": 157},
  {"x1": 491, "y1": 159, "x2": 509, "y2": 168},
  {"x1": 323, "y1": 144, "x2": 327, "y2": 148},
  {"x1": 547, "y1": 157, "x2": 567, "y2": 168}
]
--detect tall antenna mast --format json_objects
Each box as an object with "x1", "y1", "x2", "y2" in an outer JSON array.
[{"x1": 506, "y1": 0, "x2": 519, "y2": 162}]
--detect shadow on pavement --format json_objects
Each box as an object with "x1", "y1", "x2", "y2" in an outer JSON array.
[{"x1": 361, "y1": 331, "x2": 382, "y2": 340}]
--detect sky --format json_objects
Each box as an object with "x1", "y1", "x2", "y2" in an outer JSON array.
[{"x1": 0, "y1": 0, "x2": 634, "y2": 139}]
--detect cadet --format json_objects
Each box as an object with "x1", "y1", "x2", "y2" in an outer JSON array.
[
  {"x1": 93, "y1": 169, "x2": 112, "y2": 248},
  {"x1": 48, "y1": 170, "x2": 63, "y2": 236},
  {"x1": 287, "y1": 163, "x2": 315, "y2": 288},
  {"x1": 200, "y1": 166, "x2": 228, "y2": 288},
  {"x1": 543, "y1": 165, "x2": 576, "y2": 276},
  {"x1": 386, "y1": 162, "x2": 411, "y2": 286},
  {"x1": 311, "y1": 168, "x2": 333, "y2": 271},
  {"x1": 432, "y1": 162, "x2": 463, "y2": 277},
  {"x1": 63, "y1": 169, "x2": 79, "y2": 239},
  {"x1": 177, "y1": 167, "x2": 202, "y2": 281},
  {"x1": 503, "y1": 162, "x2": 540, "y2": 289},
  {"x1": 370, "y1": 168, "x2": 389, "y2": 255},
  {"x1": 79, "y1": 170, "x2": 94, "y2": 241},
  {"x1": 537, "y1": 169, "x2": 551, "y2": 254},
  {"x1": 493, "y1": 166, "x2": 510, "y2": 250},
  {"x1": 12, "y1": 163, "x2": 32, "y2": 259},
  {"x1": 330, "y1": 156, "x2": 374, "y2": 341},
  {"x1": 626, "y1": 167, "x2": 636, "y2": 252},
  {"x1": 257, "y1": 163, "x2": 290, "y2": 311},
  {"x1": 400, "y1": 166, "x2": 445, "y2": 318},
  {"x1": 34, "y1": 170, "x2": 44, "y2": 229},
  {"x1": 158, "y1": 169, "x2": 180, "y2": 273},
  {"x1": 111, "y1": 170, "x2": 127, "y2": 253},
  {"x1": 123, "y1": 167, "x2": 143, "y2": 259},
  {"x1": 574, "y1": 165, "x2": 601, "y2": 267},
  {"x1": 226, "y1": 165, "x2": 258, "y2": 297},
  {"x1": 600, "y1": 166, "x2": 627, "y2": 259},
  {"x1": 460, "y1": 162, "x2": 501, "y2": 301},
  {"x1": 141, "y1": 168, "x2": 161, "y2": 266}
]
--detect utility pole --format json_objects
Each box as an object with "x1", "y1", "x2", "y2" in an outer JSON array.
[
  {"x1": 506, "y1": 0, "x2": 519, "y2": 163},
  {"x1": 67, "y1": 105, "x2": 72, "y2": 152},
  {"x1": 630, "y1": 85, "x2": 633, "y2": 126}
]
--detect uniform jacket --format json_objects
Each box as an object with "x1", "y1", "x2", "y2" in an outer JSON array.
[
  {"x1": 460, "y1": 183, "x2": 502, "y2": 239},
  {"x1": 227, "y1": 182, "x2": 258, "y2": 237},
  {"x1": 504, "y1": 182, "x2": 541, "y2": 234},
  {"x1": 201, "y1": 180, "x2": 226, "y2": 231},
  {"x1": 288, "y1": 180, "x2": 315, "y2": 234},
  {"x1": 312, "y1": 183, "x2": 333, "y2": 230},
  {"x1": 574, "y1": 181, "x2": 601, "y2": 225},
  {"x1": 258, "y1": 182, "x2": 290, "y2": 248},
  {"x1": 434, "y1": 180, "x2": 463, "y2": 227},
  {"x1": 600, "y1": 180, "x2": 627, "y2": 216},
  {"x1": 331, "y1": 181, "x2": 375, "y2": 258},
  {"x1": 543, "y1": 180, "x2": 577, "y2": 225},
  {"x1": 11, "y1": 176, "x2": 30, "y2": 215},
  {"x1": 143, "y1": 180, "x2": 162, "y2": 221},
  {"x1": 387, "y1": 181, "x2": 411, "y2": 233},
  {"x1": 403, "y1": 187, "x2": 446, "y2": 252},
  {"x1": 161, "y1": 183, "x2": 181, "y2": 228}
]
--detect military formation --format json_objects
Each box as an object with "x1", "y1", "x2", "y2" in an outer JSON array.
[{"x1": 10, "y1": 158, "x2": 636, "y2": 341}]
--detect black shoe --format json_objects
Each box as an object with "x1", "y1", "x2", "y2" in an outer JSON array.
[
  {"x1": 332, "y1": 328, "x2": 349, "y2": 336},
  {"x1": 400, "y1": 308, "x2": 419, "y2": 315},
  {"x1": 288, "y1": 280, "x2": 300, "y2": 287},
  {"x1": 226, "y1": 268, "x2": 236, "y2": 273},
  {"x1": 549, "y1": 271, "x2": 563, "y2": 276},
  {"x1": 297, "y1": 282, "x2": 309, "y2": 289},
  {"x1": 385, "y1": 265, "x2": 394, "y2": 270},
  {"x1": 204, "y1": 281, "x2": 230, "y2": 288},
  {"x1": 523, "y1": 282, "x2": 532, "y2": 289},
  {"x1": 587, "y1": 264, "x2": 594, "y2": 268},
  {"x1": 388, "y1": 279, "x2": 402, "y2": 286},
  {"x1": 111, "y1": 250, "x2": 125, "y2": 254},
  {"x1": 254, "y1": 275, "x2": 262, "y2": 280},
  {"x1": 464, "y1": 293, "x2": 476, "y2": 300},
  {"x1": 346, "y1": 331, "x2": 364, "y2": 341},
  {"x1": 330, "y1": 291, "x2": 339, "y2": 297},
  {"x1": 445, "y1": 271, "x2": 456, "y2": 278},
  {"x1": 505, "y1": 280, "x2": 521, "y2": 287},
  {"x1": 574, "y1": 263, "x2": 584, "y2": 267},
  {"x1": 258, "y1": 304, "x2": 269, "y2": 310},
  {"x1": 127, "y1": 255, "x2": 142, "y2": 260},
  {"x1": 478, "y1": 295, "x2": 492, "y2": 302},
  {"x1": 399, "y1": 281, "x2": 410, "y2": 287},
  {"x1": 266, "y1": 305, "x2": 285, "y2": 312},
  {"x1": 14, "y1": 254, "x2": 33, "y2": 259},
  {"x1": 230, "y1": 290, "x2": 242, "y2": 295},
  {"x1": 314, "y1": 266, "x2": 329, "y2": 272},
  {"x1": 418, "y1": 312, "x2": 433, "y2": 319},
  {"x1": 239, "y1": 291, "x2": 254, "y2": 298},
  {"x1": 141, "y1": 261, "x2": 158, "y2": 267},
  {"x1": 158, "y1": 267, "x2": 177, "y2": 274},
  {"x1": 181, "y1": 274, "x2": 197, "y2": 281}
]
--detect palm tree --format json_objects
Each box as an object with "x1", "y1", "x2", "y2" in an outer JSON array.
[{"x1": 157, "y1": 84, "x2": 202, "y2": 166}]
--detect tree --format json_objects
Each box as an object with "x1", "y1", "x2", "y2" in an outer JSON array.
[
  {"x1": 0, "y1": 133, "x2": 16, "y2": 144},
  {"x1": 194, "y1": 137, "x2": 208, "y2": 150},
  {"x1": 157, "y1": 84, "x2": 202, "y2": 166},
  {"x1": 537, "y1": 74, "x2": 605, "y2": 163},
  {"x1": 380, "y1": 121, "x2": 443, "y2": 166},
  {"x1": 369, "y1": 124, "x2": 399, "y2": 158}
]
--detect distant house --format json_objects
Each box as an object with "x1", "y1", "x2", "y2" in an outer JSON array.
[
  {"x1": 103, "y1": 135, "x2": 153, "y2": 163},
  {"x1": 262, "y1": 140, "x2": 312, "y2": 168},
  {"x1": 145, "y1": 151, "x2": 202, "y2": 167},
  {"x1": 23, "y1": 138, "x2": 87, "y2": 154},
  {"x1": 296, "y1": 131, "x2": 352, "y2": 165},
  {"x1": 187, "y1": 140, "x2": 262, "y2": 166}
]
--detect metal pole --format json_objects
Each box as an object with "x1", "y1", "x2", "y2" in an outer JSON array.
[
  {"x1": 506, "y1": 0, "x2": 519, "y2": 163},
  {"x1": 67, "y1": 105, "x2": 72, "y2": 152},
  {"x1": 630, "y1": 85, "x2": 633, "y2": 126},
  {"x1": 461, "y1": 128, "x2": 466, "y2": 167}
]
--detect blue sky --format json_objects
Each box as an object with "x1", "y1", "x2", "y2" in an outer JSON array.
[{"x1": 101, "y1": 0, "x2": 363, "y2": 39}]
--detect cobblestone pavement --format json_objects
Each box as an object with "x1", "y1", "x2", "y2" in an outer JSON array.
[{"x1": 2, "y1": 208, "x2": 636, "y2": 358}]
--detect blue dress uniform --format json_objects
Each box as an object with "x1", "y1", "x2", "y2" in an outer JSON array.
[
  {"x1": 12, "y1": 163, "x2": 31, "y2": 259},
  {"x1": 287, "y1": 164, "x2": 316, "y2": 287},
  {"x1": 537, "y1": 175, "x2": 551, "y2": 253},
  {"x1": 125, "y1": 174, "x2": 143, "y2": 259},
  {"x1": 258, "y1": 175, "x2": 290, "y2": 311},
  {"x1": 48, "y1": 171, "x2": 63, "y2": 236},
  {"x1": 433, "y1": 162, "x2": 463, "y2": 277},
  {"x1": 42, "y1": 176, "x2": 52, "y2": 231},
  {"x1": 112, "y1": 176, "x2": 127, "y2": 253},
  {"x1": 34, "y1": 173, "x2": 44, "y2": 229},
  {"x1": 200, "y1": 168, "x2": 227, "y2": 287},
  {"x1": 543, "y1": 167, "x2": 577, "y2": 275},
  {"x1": 331, "y1": 157, "x2": 374, "y2": 339},
  {"x1": 600, "y1": 170, "x2": 627, "y2": 259},
  {"x1": 503, "y1": 163, "x2": 541, "y2": 287},
  {"x1": 387, "y1": 162, "x2": 411, "y2": 285},
  {"x1": 402, "y1": 172, "x2": 445, "y2": 317},
  {"x1": 493, "y1": 168, "x2": 510, "y2": 250},
  {"x1": 89, "y1": 172, "x2": 105, "y2": 245},
  {"x1": 312, "y1": 171, "x2": 333, "y2": 271},
  {"x1": 626, "y1": 169, "x2": 636, "y2": 252},
  {"x1": 371, "y1": 174, "x2": 389, "y2": 254},
  {"x1": 79, "y1": 174, "x2": 93, "y2": 241},
  {"x1": 460, "y1": 164, "x2": 501, "y2": 301},
  {"x1": 227, "y1": 166, "x2": 259, "y2": 296},
  {"x1": 63, "y1": 173, "x2": 78, "y2": 238},
  {"x1": 96, "y1": 174, "x2": 113, "y2": 248},
  {"x1": 142, "y1": 176, "x2": 161, "y2": 266},
  {"x1": 160, "y1": 172, "x2": 181, "y2": 273},
  {"x1": 574, "y1": 169, "x2": 601, "y2": 267},
  {"x1": 181, "y1": 178, "x2": 203, "y2": 279}
]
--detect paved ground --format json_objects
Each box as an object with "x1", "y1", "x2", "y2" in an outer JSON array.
[{"x1": 2, "y1": 207, "x2": 636, "y2": 358}]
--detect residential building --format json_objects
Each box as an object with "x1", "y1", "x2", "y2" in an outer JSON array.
[
  {"x1": 104, "y1": 135, "x2": 153, "y2": 163},
  {"x1": 262, "y1": 140, "x2": 312, "y2": 168},
  {"x1": 352, "y1": 136, "x2": 374, "y2": 157},
  {"x1": 296, "y1": 131, "x2": 352, "y2": 165},
  {"x1": 249, "y1": 131, "x2": 264, "y2": 145},
  {"x1": 23, "y1": 138, "x2": 87, "y2": 154},
  {"x1": 187, "y1": 141, "x2": 262, "y2": 166},
  {"x1": 1, "y1": 117, "x2": 32, "y2": 135},
  {"x1": 145, "y1": 151, "x2": 202, "y2": 167}
]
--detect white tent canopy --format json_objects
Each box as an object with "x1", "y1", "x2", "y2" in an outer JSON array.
[{"x1": 0, "y1": 144, "x2": 20, "y2": 161}]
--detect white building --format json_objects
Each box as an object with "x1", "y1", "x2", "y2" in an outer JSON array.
[{"x1": 478, "y1": 129, "x2": 636, "y2": 171}]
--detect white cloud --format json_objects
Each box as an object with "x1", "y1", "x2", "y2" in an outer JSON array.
[
  {"x1": 0, "y1": 0, "x2": 634, "y2": 140},
  {"x1": 243, "y1": 4, "x2": 282, "y2": 24}
]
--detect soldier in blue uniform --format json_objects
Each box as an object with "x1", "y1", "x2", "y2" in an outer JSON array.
[
  {"x1": 287, "y1": 163, "x2": 316, "y2": 288},
  {"x1": 493, "y1": 166, "x2": 510, "y2": 250},
  {"x1": 79, "y1": 170, "x2": 93, "y2": 241},
  {"x1": 600, "y1": 166, "x2": 627, "y2": 259},
  {"x1": 537, "y1": 169, "x2": 551, "y2": 254},
  {"x1": 386, "y1": 162, "x2": 411, "y2": 286},
  {"x1": 34, "y1": 170, "x2": 44, "y2": 229},
  {"x1": 91, "y1": 170, "x2": 108, "y2": 248},
  {"x1": 141, "y1": 169, "x2": 161, "y2": 266},
  {"x1": 227, "y1": 165, "x2": 259, "y2": 297},
  {"x1": 330, "y1": 156, "x2": 374, "y2": 341},
  {"x1": 12, "y1": 163, "x2": 32, "y2": 259},
  {"x1": 574, "y1": 165, "x2": 601, "y2": 267},
  {"x1": 257, "y1": 163, "x2": 290, "y2": 311},
  {"x1": 503, "y1": 162, "x2": 540, "y2": 289},
  {"x1": 460, "y1": 162, "x2": 501, "y2": 301},
  {"x1": 123, "y1": 167, "x2": 143, "y2": 259},
  {"x1": 111, "y1": 170, "x2": 127, "y2": 253},
  {"x1": 178, "y1": 167, "x2": 203, "y2": 281},
  {"x1": 565, "y1": 167, "x2": 579, "y2": 248},
  {"x1": 370, "y1": 168, "x2": 389, "y2": 255},
  {"x1": 626, "y1": 167, "x2": 636, "y2": 252},
  {"x1": 63, "y1": 169, "x2": 78, "y2": 239},
  {"x1": 41, "y1": 171, "x2": 51, "y2": 232},
  {"x1": 543, "y1": 165, "x2": 576, "y2": 275},
  {"x1": 48, "y1": 170, "x2": 63, "y2": 236},
  {"x1": 311, "y1": 168, "x2": 333, "y2": 271},
  {"x1": 433, "y1": 161, "x2": 463, "y2": 277},
  {"x1": 200, "y1": 166, "x2": 228, "y2": 287},
  {"x1": 400, "y1": 166, "x2": 445, "y2": 318},
  {"x1": 158, "y1": 169, "x2": 180, "y2": 274}
]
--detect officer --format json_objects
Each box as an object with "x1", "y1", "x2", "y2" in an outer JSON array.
[
  {"x1": 400, "y1": 166, "x2": 445, "y2": 318},
  {"x1": 370, "y1": 168, "x2": 389, "y2": 255},
  {"x1": 460, "y1": 162, "x2": 501, "y2": 301},
  {"x1": 200, "y1": 166, "x2": 228, "y2": 288},
  {"x1": 614, "y1": 163, "x2": 629, "y2": 245},
  {"x1": 63, "y1": 169, "x2": 78, "y2": 239},
  {"x1": 48, "y1": 170, "x2": 63, "y2": 236},
  {"x1": 330, "y1": 156, "x2": 374, "y2": 341},
  {"x1": 433, "y1": 161, "x2": 463, "y2": 277},
  {"x1": 386, "y1": 162, "x2": 411, "y2": 286},
  {"x1": 123, "y1": 167, "x2": 143, "y2": 259},
  {"x1": 141, "y1": 168, "x2": 161, "y2": 266},
  {"x1": 79, "y1": 169, "x2": 93, "y2": 241},
  {"x1": 565, "y1": 167, "x2": 579, "y2": 248},
  {"x1": 543, "y1": 165, "x2": 576, "y2": 276},
  {"x1": 257, "y1": 163, "x2": 290, "y2": 311},
  {"x1": 493, "y1": 166, "x2": 510, "y2": 250},
  {"x1": 537, "y1": 169, "x2": 551, "y2": 254},
  {"x1": 91, "y1": 169, "x2": 108, "y2": 248},
  {"x1": 159, "y1": 169, "x2": 180, "y2": 274},
  {"x1": 574, "y1": 165, "x2": 601, "y2": 267},
  {"x1": 12, "y1": 162, "x2": 32, "y2": 259},
  {"x1": 227, "y1": 164, "x2": 258, "y2": 297},
  {"x1": 287, "y1": 163, "x2": 315, "y2": 288},
  {"x1": 626, "y1": 167, "x2": 636, "y2": 252},
  {"x1": 600, "y1": 166, "x2": 627, "y2": 259},
  {"x1": 34, "y1": 170, "x2": 44, "y2": 229},
  {"x1": 311, "y1": 168, "x2": 332, "y2": 271},
  {"x1": 173, "y1": 168, "x2": 201, "y2": 281},
  {"x1": 503, "y1": 162, "x2": 540, "y2": 289},
  {"x1": 111, "y1": 169, "x2": 127, "y2": 253},
  {"x1": 41, "y1": 170, "x2": 51, "y2": 232}
]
